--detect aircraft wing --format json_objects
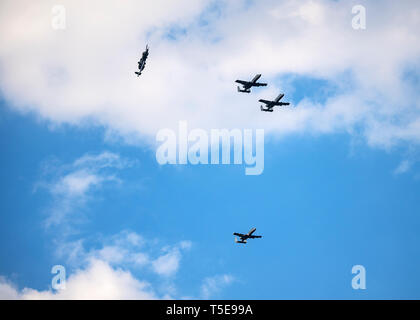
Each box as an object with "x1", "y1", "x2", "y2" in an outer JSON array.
[
  {"x1": 235, "y1": 80, "x2": 250, "y2": 86},
  {"x1": 254, "y1": 83, "x2": 267, "y2": 87},
  {"x1": 273, "y1": 102, "x2": 289, "y2": 106},
  {"x1": 248, "y1": 235, "x2": 262, "y2": 239},
  {"x1": 233, "y1": 233, "x2": 246, "y2": 237},
  {"x1": 258, "y1": 99, "x2": 273, "y2": 105},
  {"x1": 248, "y1": 228, "x2": 256, "y2": 235},
  {"x1": 138, "y1": 60, "x2": 146, "y2": 71},
  {"x1": 274, "y1": 93, "x2": 285, "y2": 102},
  {"x1": 251, "y1": 74, "x2": 262, "y2": 83}
]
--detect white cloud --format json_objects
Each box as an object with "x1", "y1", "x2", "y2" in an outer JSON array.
[
  {"x1": 200, "y1": 274, "x2": 234, "y2": 299},
  {"x1": 150, "y1": 241, "x2": 192, "y2": 277},
  {"x1": 152, "y1": 252, "x2": 181, "y2": 277},
  {"x1": 89, "y1": 232, "x2": 151, "y2": 268},
  {"x1": 0, "y1": 0, "x2": 419, "y2": 150},
  {"x1": 39, "y1": 151, "x2": 130, "y2": 228},
  {"x1": 0, "y1": 259, "x2": 156, "y2": 300},
  {"x1": 0, "y1": 277, "x2": 20, "y2": 299},
  {"x1": 53, "y1": 170, "x2": 103, "y2": 196},
  {"x1": 394, "y1": 159, "x2": 412, "y2": 175},
  {"x1": 73, "y1": 151, "x2": 135, "y2": 170},
  {"x1": 56, "y1": 230, "x2": 191, "y2": 277},
  {"x1": 0, "y1": 232, "x2": 217, "y2": 300}
]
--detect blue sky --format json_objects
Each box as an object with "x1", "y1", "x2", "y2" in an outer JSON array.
[
  {"x1": 1, "y1": 100, "x2": 420, "y2": 299},
  {"x1": 0, "y1": 0, "x2": 420, "y2": 299}
]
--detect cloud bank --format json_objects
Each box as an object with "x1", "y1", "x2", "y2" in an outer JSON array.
[
  {"x1": 0, "y1": 259, "x2": 157, "y2": 299},
  {"x1": 0, "y1": 0, "x2": 419, "y2": 149},
  {"x1": 0, "y1": 230, "x2": 231, "y2": 299}
]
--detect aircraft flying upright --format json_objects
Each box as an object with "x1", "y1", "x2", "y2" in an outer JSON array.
[
  {"x1": 235, "y1": 74, "x2": 267, "y2": 93},
  {"x1": 259, "y1": 93, "x2": 290, "y2": 112},
  {"x1": 233, "y1": 228, "x2": 262, "y2": 244},
  {"x1": 135, "y1": 45, "x2": 149, "y2": 77}
]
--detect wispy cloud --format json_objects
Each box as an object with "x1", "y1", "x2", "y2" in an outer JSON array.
[
  {"x1": 0, "y1": 259, "x2": 157, "y2": 300},
  {"x1": 57, "y1": 230, "x2": 191, "y2": 277},
  {"x1": 394, "y1": 159, "x2": 412, "y2": 175},
  {"x1": 0, "y1": 230, "x2": 203, "y2": 299},
  {"x1": 151, "y1": 241, "x2": 192, "y2": 277},
  {"x1": 73, "y1": 151, "x2": 135, "y2": 170},
  {"x1": 37, "y1": 151, "x2": 133, "y2": 229},
  {"x1": 201, "y1": 274, "x2": 235, "y2": 299},
  {"x1": 3, "y1": 146, "x2": 234, "y2": 299}
]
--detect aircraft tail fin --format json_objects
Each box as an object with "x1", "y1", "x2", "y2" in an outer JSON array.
[
  {"x1": 261, "y1": 106, "x2": 273, "y2": 112},
  {"x1": 237, "y1": 86, "x2": 250, "y2": 93},
  {"x1": 235, "y1": 237, "x2": 247, "y2": 244}
]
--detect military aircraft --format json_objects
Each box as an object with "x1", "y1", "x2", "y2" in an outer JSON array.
[
  {"x1": 259, "y1": 93, "x2": 290, "y2": 112},
  {"x1": 135, "y1": 45, "x2": 149, "y2": 77},
  {"x1": 235, "y1": 74, "x2": 267, "y2": 93},
  {"x1": 233, "y1": 228, "x2": 262, "y2": 244}
]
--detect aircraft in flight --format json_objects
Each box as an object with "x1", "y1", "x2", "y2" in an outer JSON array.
[
  {"x1": 233, "y1": 228, "x2": 262, "y2": 244},
  {"x1": 235, "y1": 74, "x2": 267, "y2": 93},
  {"x1": 259, "y1": 93, "x2": 290, "y2": 112},
  {"x1": 135, "y1": 45, "x2": 149, "y2": 77}
]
